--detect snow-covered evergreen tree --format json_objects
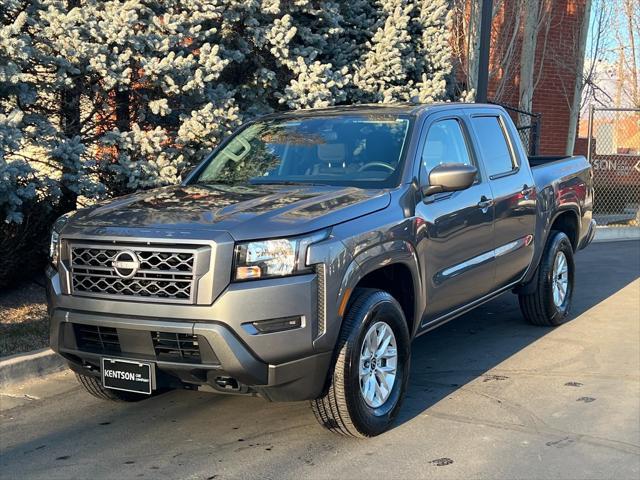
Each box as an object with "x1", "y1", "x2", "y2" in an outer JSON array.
[
  {"x1": 353, "y1": 0, "x2": 452, "y2": 103},
  {"x1": 0, "y1": 1, "x2": 58, "y2": 223},
  {"x1": 1, "y1": 0, "x2": 455, "y2": 223},
  {"x1": 410, "y1": 0, "x2": 454, "y2": 103}
]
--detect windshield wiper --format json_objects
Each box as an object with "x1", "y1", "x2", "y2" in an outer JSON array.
[
  {"x1": 249, "y1": 180, "x2": 326, "y2": 186},
  {"x1": 196, "y1": 180, "x2": 237, "y2": 186}
]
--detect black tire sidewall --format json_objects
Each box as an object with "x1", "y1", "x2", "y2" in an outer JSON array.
[
  {"x1": 342, "y1": 291, "x2": 411, "y2": 436},
  {"x1": 541, "y1": 232, "x2": 575, "y2": 324},
  {"x1": 75, "y1": 372, "x2": 151, "y2": 402}
]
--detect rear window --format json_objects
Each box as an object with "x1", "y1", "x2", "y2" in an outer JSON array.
[{"x1": 471, "y1": 116, "x2": 516, "y2": 177}]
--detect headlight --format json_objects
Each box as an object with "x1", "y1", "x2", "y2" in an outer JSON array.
[
  {"x1": 49, "y1": 211, "x2": 76, "y2": 266},
  {"x1": 233, "y1": 231, "x2": 328, "y2": 281}
]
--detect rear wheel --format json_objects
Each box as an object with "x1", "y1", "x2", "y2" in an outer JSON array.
[
  {"x1": 311, "y1": 289, "x2": 410, "y2": 437},
  {"x1": 75, "y1": 373, "x2": 150, "y2": 402},
  {"x1": 518, "y1": 231, "x2": 575, "y2": 326}
]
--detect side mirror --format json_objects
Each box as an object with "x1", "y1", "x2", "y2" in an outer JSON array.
[{"x1": 422, "y1": 163, "x2": 478, "y2": 197}]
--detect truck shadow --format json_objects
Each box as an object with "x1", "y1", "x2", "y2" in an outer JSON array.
[{"x1": 394, "y1": 241, "x2": 640, "y2": 428}]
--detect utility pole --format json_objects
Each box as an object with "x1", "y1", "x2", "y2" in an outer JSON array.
[{"x1": 476, "y1": 0, "x2": 493, "y2": 103}]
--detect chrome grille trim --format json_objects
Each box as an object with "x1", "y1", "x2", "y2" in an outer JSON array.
[{"x1": 69, "y1": 243, "x2": 209, "y2": 304}]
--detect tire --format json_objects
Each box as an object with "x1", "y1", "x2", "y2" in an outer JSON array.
[
  {"x1": 75, "y1": 373, "x2": 150, "y2": 402},
  {"x1": 518, "y1": 231, "x2": 575, "y2": 326},
  {"x1": 311, "y1": 288, "x2": 411, "y2": 437}
]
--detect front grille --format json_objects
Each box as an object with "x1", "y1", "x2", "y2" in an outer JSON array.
[
  {"x1": 74, "y1": 324, "x2": 121, "y2": 354},
  {"x1": 72, "y1": 324, "x2": 205, "y2": 364},
  {"x1": 70, "y1": 244, "x2": 201, "y2": 303},
  {"x1": 152, "y1": 332, "x2": 202, "y2": 363}
]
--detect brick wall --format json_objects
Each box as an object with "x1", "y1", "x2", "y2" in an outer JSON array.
[
  {"x1": 532, "y1": 0, "x2": 587, "y2": 154},
  {"x1": 452, "y1": 0, "x2": 588, "y2": 155}
]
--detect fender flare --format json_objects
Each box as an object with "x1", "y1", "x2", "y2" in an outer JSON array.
[
  {"x1": 519, "y1": 207, "x2": 580, "y2": 292},
  {"x1": 336, "y1": 239, "x2": 424, "y2": 337}
]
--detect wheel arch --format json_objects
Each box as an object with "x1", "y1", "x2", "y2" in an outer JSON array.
[
  {"x1": 337, "y1": 241, "x2": 423, "y2": 339},
  {"x1": 548, "y1": 209, "x2": 580, "y2": 251},
  {"x1": 518, "y1": 208, "x2": 580, "y2": 293}
]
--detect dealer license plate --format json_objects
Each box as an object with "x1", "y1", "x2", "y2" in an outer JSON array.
[{"x1": 101, "y1": 358, "x2": 153, "y2": 395}]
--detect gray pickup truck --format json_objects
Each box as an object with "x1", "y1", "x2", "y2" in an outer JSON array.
[{"x1": 46, "y1": 103, "x2": 595, "y2": 437}]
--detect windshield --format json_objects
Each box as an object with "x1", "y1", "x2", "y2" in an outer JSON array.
[{"x1": 193, "y1": 115, "x2": 411, "y2": 188}]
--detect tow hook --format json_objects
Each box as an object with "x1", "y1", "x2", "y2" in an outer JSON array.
[{"x1": 214, "y1": 376, "x2": 241, "y2": 391}]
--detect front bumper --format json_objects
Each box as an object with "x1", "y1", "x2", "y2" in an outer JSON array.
[{"x1": 47, "y1": 266, "x2": 332, "y2": 401}]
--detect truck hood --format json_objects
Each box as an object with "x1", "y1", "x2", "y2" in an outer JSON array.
[{"x1": 71, "y1": 184, "x2": 391, "y2": 240}]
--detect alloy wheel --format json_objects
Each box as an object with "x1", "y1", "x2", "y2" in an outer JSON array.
[{"x1": 359, "y1": 321, "x2": 398, "y2": 409}]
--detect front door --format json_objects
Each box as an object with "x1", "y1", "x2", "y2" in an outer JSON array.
[{"x1": 415, "y1": 114, "x2": 496, "y2": 323}]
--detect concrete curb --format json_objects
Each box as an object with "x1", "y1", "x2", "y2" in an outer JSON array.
[
  {"x1": 0, "y1": 348, "x2": 67, "y2": 388},
  {"x1": 593, "y1": 226, "x2": 640, "y2": 243}
]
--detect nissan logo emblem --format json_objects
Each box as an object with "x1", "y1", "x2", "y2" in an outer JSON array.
[{"x1": 112, "y1": 250, "x2": 140, "y2": 279}]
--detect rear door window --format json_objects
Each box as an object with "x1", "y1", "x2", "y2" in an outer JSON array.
[{"x1": 471, "y1": 116, "x2": 516, "y2": 177}]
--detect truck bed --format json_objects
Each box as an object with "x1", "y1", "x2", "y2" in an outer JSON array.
[
  {"x1": 528, "y1": 155, "x2": 573, "y2": 167},
  {"x1": 529, "y1": 155, "x2": 591, "y2": 193},
  {"x1": 528, "y1": 154, "x2": 593, "y2": 256}
]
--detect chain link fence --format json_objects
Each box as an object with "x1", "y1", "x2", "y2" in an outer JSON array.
[{"x1": 587, "y1": 106, "x2": 640, "y2": 227}]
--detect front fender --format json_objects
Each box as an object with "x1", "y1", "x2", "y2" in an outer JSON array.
[
  {"x1": 335, "y1": 239, "x2": 423, "y2": 341},
  {"x1": 307, "y1": 195, "x2": 424, "y2": 351},
  {"x1": 352, "y1": 240, "x2": 425, "y2": 338}
]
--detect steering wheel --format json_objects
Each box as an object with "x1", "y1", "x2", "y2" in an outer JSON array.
[{"x1": 358, "y1": 162, "x2": 395, "y2": 172}]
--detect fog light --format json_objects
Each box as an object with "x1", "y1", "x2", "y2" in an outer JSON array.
[{"x1": 242, "y1": 316, "x2": 303, "y2": 334}]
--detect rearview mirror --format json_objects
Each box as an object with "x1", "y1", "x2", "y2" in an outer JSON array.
[{"x1": 422, "y1": 163, "x2": 477, "y2": 197}]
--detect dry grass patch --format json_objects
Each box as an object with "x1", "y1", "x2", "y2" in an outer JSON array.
[{"x1": 0, "y1": 280, "x2": 49, "y2": 357}]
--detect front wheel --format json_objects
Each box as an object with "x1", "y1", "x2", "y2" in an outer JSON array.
[
  {"x1": 518, "y1": 231, "x2": 575, "y2": 326},
  {"x1": 311, "y1": 289, "x2": 411, "y2": 437},
  {"x1": 75, "y1": 373, "x2": 150, "y2": 402}
]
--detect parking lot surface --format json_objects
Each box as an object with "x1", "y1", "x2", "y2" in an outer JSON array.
[{"x1": 1, "y1": 241, "x2": 639, "y2": 480}]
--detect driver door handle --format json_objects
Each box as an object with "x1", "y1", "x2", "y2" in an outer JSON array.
[{"x1": 477, "y1": 196, "x2": 494, "y2": 212}]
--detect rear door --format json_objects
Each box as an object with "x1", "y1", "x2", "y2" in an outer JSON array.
[
  {"x1": 467, "y1": 111, "x2": 537, "y2": 288},
  {"x1": 415, "y1": 111, "x2": 496, "y2": 322}
]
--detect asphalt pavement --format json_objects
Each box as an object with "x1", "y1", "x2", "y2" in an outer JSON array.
[{"x1": 1, "y1": 241, "x2": 639, "y2": 480}]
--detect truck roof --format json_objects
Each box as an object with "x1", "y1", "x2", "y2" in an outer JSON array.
[{"x1": 259, "y1": 102, "x2": 499, "y2": 120}]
